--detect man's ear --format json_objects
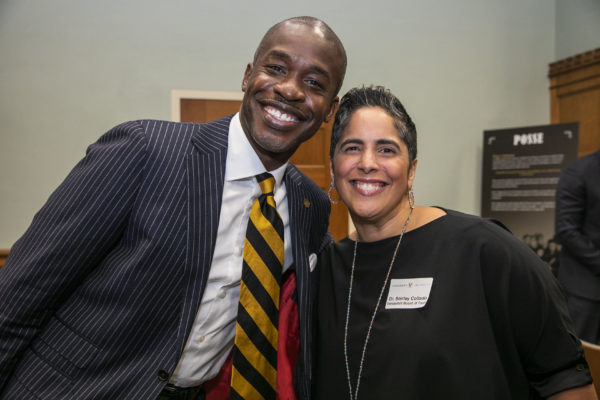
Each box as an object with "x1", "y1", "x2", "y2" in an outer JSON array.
[
  {"x1": 241, "y1": 63, "x2": 253, "y2": 92},
  {"x1": 324, "y1": 96, "x2": 340, "y2": 123}
]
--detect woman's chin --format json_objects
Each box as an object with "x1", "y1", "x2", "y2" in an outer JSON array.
[
  {"x1": 349, "y1": 208, "x2": 383, "y2": 225},
  {"x1": 348, "y1": 203, "x2": 408, "y2": 228}
]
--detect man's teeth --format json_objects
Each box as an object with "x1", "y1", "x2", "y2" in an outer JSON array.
[{"x1": 266, "y1": 107, "x2": 297, "y2": 122}]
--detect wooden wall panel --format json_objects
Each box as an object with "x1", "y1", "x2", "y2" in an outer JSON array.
[
  {"x1": 549, "y1": 48, "x2": 600, "y2": 157},
  {"x1": 0, "y1": 249, "x2": 8, "y2": 268},
  {"x1": 289, "y1": 118, "x2": 349, "y2": 242},
  {"x1": 180, "y1": 99, "x2": 242, "y2": 123}
]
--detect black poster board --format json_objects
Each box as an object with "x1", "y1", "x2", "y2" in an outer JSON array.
[{"x1": 481, "y1": 123, "x2": 578, "y2": 266}]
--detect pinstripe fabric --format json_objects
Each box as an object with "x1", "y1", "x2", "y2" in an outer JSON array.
[
  {"x1": 285, "y1": 167, "x2": 332, "y2": 399},
  {"x1": 0, "y1": 115, "x2": 331, "y2": 400}
]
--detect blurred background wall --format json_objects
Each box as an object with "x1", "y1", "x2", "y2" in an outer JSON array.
[{"x1": 1, "y1": 0, "x2": 599, "y2": 248}]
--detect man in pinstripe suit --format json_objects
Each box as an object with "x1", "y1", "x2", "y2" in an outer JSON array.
[{"x1": 0, "y1": 16, "x2": 346, "y2": 400}]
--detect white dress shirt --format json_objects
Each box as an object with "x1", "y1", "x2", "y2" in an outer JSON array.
[{"x1": 169, "y1": 113, "x2": 292, "y2": 387}]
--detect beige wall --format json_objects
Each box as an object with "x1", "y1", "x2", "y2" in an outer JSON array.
[
  {"x1": 0, "y1": 0, "x2": 597, "y2": 247},
  {"x1": 555, "y1": 0, "x2": 600, "y2": 59}
]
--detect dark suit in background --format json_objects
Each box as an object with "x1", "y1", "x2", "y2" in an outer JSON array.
[
  {"x1": 555, "y1": 149, "x2": 600, "y2": 343},
  {"x1": 0, "y1": 117, "x2": 330, "y2": 399}
]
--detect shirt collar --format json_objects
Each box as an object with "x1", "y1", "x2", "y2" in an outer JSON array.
[{"x1": 225, "y1": 113, "x2": 288, "y2": 187}]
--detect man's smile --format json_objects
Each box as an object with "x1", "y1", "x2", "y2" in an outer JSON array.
[{"x1": 264, "y1": 105, "x2": 300, "y2": 125}]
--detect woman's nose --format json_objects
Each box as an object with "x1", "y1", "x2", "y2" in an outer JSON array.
[{"x1": 357, "y1": 150, "x2": 377, "y2": 173}]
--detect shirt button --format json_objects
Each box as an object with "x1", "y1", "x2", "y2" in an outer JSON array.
[
  {"x1": 235, "y1": 247, "x2": 242, "y2": 257},
  {"x1": 157, "y1": 370, "x2": 169, "y2": 381},
  {"x1": 198, "y1": 335, "x2": 205, "y2": 343},
  {"x1": 218, "y1": 289, "x2": 226, "y2": 299}
]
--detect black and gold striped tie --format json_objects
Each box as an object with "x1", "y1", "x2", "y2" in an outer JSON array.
[{"x1": 231, "y1": 173, "x2": 283, "y2": 400}]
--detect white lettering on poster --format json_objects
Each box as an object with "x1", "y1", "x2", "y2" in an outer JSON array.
[{"x1": 513, "y1": 132, "x2": 544, "y2": 146}]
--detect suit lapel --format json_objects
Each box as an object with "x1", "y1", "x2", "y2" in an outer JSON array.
[
  {"x1": 286, "y1": 166, "x2": 311, "y2": 285},
  {"x1": 285, "y1": 165, "x2": 314, "y2": 394},
  {"x1": 178, "y1": 115, "x2": 232, "y2": 351}
]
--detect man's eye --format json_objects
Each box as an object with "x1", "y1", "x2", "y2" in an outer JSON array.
[
  {"x1": 306, "y1": 79, "x2": 323, "y2": 89},
  {"x1": 267, "y1": 65, "x2": 284, "y2": 73}
]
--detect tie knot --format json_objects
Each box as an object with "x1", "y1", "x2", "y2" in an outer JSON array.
[{"x1": 256, "y1": 173, "x2": 275, "y2": 195}]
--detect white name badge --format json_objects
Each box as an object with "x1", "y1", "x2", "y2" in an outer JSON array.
[{"x1": 385, "y1": 278, "x2": 433, "y2": 309}]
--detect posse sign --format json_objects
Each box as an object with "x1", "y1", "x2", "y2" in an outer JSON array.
[{"x1": 481, "y1": 123, "x2": 578, "y2": 271}]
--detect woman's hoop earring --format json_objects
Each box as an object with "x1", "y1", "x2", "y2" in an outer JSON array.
[
  {"x1": 408, "y1": 189, "x2": 415, "y2": 210},
  {"x1": 328, "y1": 182, "x2": 340, "y2": 205}
]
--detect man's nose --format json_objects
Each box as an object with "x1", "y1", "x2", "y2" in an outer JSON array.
[{"x1": 274, "y1": 75, "x2": 305, "y2": 102}]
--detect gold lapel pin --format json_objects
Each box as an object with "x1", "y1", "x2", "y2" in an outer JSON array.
[{"x1": 303, "y1": 198, "x2": 311, "y2": 208}]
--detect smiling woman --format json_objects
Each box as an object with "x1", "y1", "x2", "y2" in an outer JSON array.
[
  {"x1": 330, "y1": 106, "x2": 417, "y2": 238},
  {"x1": 314, "y1": 85, "x2": 597, "y2": 400}
]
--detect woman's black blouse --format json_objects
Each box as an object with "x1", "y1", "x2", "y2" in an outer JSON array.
[{"x1": 314, "y1": 209, "x2": 591, "y2": 400}]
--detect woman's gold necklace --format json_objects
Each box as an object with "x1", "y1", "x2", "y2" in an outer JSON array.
[{"x1": 343, "y1": 206, "x2": 414, "y2": 400}]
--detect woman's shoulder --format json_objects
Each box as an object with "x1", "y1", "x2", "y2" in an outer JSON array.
[
  {"x1": 327, "y1": 236, "x2": 355, "y2": 253},
  {"x1": 411, "y1": 206, "x2": 446, "y2": 229},
  {"x1": 441, "y1": 209, "x2": 546, "y2": 267},
  {"x1": 418, "y1": 207, "x2": 523, "y2": 252},
  {"x1": 433, "y1": 207, "x2": 510, "y2": 232}
]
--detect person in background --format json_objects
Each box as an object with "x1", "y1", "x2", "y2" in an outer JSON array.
[
  {"x1": 555, "y1": 149, "x2": 600, "y2": 344},
  {"x1": 314, "y1": 85, "x2": 595, "y2": 399},
  {"x1": 0, "y1": 16, "x2": 346, "y2": 400},
  {"x1": 542, "y1": 238, "x2": 561, "y2": 276}
]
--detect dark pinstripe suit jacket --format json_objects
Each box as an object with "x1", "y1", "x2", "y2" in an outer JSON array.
[{"x1": 0, "y1": 115, "x2": 331, "y2": 400}]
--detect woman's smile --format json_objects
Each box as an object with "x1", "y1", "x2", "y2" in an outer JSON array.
[{"x1": 350, "y1": 179, "x2": 387, "y2": 196}]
